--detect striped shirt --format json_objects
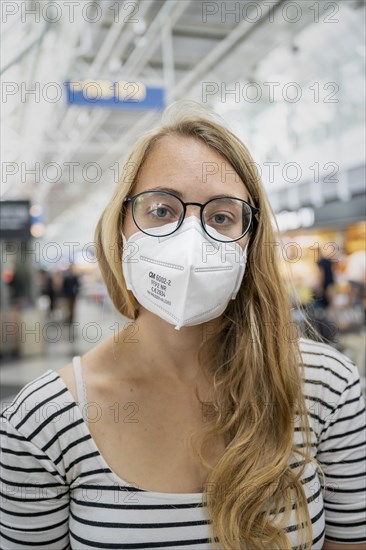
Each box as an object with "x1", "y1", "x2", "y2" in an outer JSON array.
[{"x1": 1, "y1": 336, "x2": 365, "y2": 549}]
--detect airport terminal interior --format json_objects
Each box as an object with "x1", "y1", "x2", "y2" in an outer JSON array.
[{"x1": 1, "y1": 0, "x2": 366, "y2": 407}]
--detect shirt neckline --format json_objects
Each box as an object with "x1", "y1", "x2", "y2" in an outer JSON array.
[{"x1": 50, "y1": 369, "x2": 204, "y2": 500}]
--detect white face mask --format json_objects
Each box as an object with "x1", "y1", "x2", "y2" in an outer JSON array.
[{"x1": 122, "y1": 216, "x2": 249, "y2": 331}]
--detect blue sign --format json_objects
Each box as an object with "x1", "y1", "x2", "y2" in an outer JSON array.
[{"x1": 64, "y1": 79, "x2": 165, "y2": 110}]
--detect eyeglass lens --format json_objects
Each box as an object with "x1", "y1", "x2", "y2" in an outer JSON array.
[{"x1": 131, "y1": 192, "x2": 252, "y2": 241}]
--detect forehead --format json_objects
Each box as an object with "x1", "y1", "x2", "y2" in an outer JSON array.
[{"x1": 132, "y1": 135, "x2": 249, "y2": 201}]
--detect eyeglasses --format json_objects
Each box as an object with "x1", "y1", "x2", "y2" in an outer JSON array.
[{"x1": 123, "y1": 190, "x2": 259, "y2": 243}]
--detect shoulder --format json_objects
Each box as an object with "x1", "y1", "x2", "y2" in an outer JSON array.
[
  {"x1": 1, "y1": 368, "x2": 67, "y2": 422},
  {"x1": 297, "y1": 337, "x2": 362, "y2": 436},
  {"x1": 298, "y1": 336, "x2": 356, "y2": 386},
  {"x1": 0, "y1": 366, "x2": 80, "y2": 460}
]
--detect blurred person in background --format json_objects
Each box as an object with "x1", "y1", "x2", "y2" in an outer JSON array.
[
  {"x1": 53, "y1": 270, "x2": 65, "y2": 318},
  {"x1": 39, "y1": 269, "x2": 56, "y2": 319},
  {"x1": 309, "y1": 248, "x2": 337, "y2": 342},
  {"x1": 345, "y1": 250, "x2": 366, "y2": 320},
  {"x1": 315, "y1": 248, "x2": 335, "y2": 309},
  {"x1": 62, "y1": 262, "x2": 81, "y2": 325},
  {"x1": 3, "y1": 268, "x2": 26, "y2": 308}
]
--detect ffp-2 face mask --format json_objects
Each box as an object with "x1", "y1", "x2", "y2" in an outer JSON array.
[{"x1": 121, "y1": 216, "x2": 249, "y2": 331}]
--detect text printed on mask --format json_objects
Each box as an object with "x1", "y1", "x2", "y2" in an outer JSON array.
[{"x1": 147, "y1": 271, "x2": 172, "y2": 306}]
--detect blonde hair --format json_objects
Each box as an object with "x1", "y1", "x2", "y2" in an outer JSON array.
[{"x1": 94, "y1": 101, "x2": 326, "y2": 549}]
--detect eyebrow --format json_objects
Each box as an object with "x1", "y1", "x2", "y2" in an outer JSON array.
[{"x1": 144, "y1": 186, "x2": 249, "y2": 202}]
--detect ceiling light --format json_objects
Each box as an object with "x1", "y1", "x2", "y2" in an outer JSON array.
[
  {"x1": 30, "y1": 223, "x2": 45, "y2": 238},
  {"x1": 30, "y1": 204, "x2": 43, "y2": 217}
]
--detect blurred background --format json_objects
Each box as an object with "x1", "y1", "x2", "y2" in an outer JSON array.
[{"x1": 1, "y1": 0, "x2": 365, "y2": 405}]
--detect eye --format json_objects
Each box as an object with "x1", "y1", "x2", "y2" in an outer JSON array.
[
  {"x1": 213, "y1": 213, "x2": 230, "y2": 224},
  {"x1": 207, "y1": 211, "x2": 234, "y2": 225},
  {"x1": 153, "y1": 206, "x2": 169, "y2": 218},
  {"x1": 147, "y1": 203, "x2": 178, "y2": 220}
]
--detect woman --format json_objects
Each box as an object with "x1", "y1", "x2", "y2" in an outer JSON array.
[{"x1": 1, "y1": 105, "x2": 365, "y2": 550}]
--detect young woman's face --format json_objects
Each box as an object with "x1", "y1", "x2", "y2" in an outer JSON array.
[{"x1": 123, "y1": 135, "x2": 253, "y2": 249}]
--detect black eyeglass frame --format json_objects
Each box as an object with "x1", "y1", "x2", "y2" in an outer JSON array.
[{"x1": 123, "y1": 190, "x2": 260, "y2": 243}]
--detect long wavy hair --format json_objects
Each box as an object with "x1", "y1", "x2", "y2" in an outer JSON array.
[{"x1": 94, "y1": 103, "x2": 326, "y2": 549}]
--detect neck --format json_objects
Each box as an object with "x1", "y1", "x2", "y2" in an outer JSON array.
[{"x1": 116, "y1": 308, "x2": 220, "y2": 385}]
